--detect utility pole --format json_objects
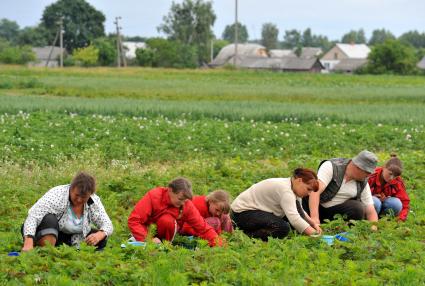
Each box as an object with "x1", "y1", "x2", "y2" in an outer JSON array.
[
  {"x1": 59, "y1": 17, "x2": 64, "y2": 68},
  {"x1": 210, "y1": 38, "x2": 214, "y2": 63},
  {"x1": 114, "y1": 17, "x2": 127, "y2": 68},
  {"x1": 114, "y1": 17, "x2": 122, "y2": 68},
  {"x1": 233, "y1": 0, "x2": 238, "y2": 67}
]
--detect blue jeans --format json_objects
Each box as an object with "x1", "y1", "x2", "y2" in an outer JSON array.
[{"x1": 372, "y1": 196, "x2": 402, "y2": 216}]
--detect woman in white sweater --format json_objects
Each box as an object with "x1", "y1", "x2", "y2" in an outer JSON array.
[
  {"x1": 22, "y1": 172, "x2": 113, "y2": 251},
  {"x1": 231, "y1": 168, "x2": 321, "y2": 241}
]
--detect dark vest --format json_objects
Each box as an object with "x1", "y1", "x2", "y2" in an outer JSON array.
[{"x1": 319, "y1": 158, "x2": 368, "y2": 204}]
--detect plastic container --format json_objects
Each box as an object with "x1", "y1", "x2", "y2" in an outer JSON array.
[
  {"x1": 335, "y1": 232, "x2": 350, "y2": 242},
  {"x1": 8, "y1": 251, "x2": 20, "y2": 256},
  {"x1": 121, "y1": 241, "x2": 146, "y2": 248},
  {"x1": 321, "y1": 235, "x2": 335, "y2": 245}
]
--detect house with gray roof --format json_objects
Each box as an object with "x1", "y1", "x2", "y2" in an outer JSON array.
[
  {"x1": 210, "y1": 43, "x2": 268, "y2": 66},
  {"x1": 30, "y1": 46, "x2": 65, "y2": 67},
  {"x1": 211, "y1": 44, "x2": 323, "y2": 72},
  {"x1": 417, "y1": 56, "x2": 425, "y2": 70},
  {"x1": 321, "y1": 43, "x2": 370, "y2": 72}
]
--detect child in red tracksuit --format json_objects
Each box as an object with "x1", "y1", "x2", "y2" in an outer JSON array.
[
  {"x1": 127, "y1": 178, "x2": 221, "y2": 246},
  {"x1": 181, "y1": 190, "x2": 233, "y2": 236},
  {"x1": 368, "y1": 155, "x2": 410, "y2": 221}
]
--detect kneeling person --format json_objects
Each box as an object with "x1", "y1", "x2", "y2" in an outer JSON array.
[
  {"x1": 127, "y1": 178, "x2": 221, "y2": 246},
  {"x1": 181, "y1": 190, "x2": 233, "y2": 236},
  {"x1": 22, "y1": 172, "x2": 113, "y2": 251},
  {"x1": 231, "y1": 168, "x2": 321, "y2": 241},
  {"x1": 305, "y1": 150, "x2": 379, "y2": 225}
]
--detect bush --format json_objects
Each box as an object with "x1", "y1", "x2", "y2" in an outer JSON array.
[
  {"x1": 137, "y1": 38, "x2": 198, "y2": 68},
  {"x1": 92, "y1": 37, "x2": 116, "y2": 66},
  {"x1": 365, "y1": 40, "x2": 418, "y2": 75},
  {"x1": 135, "y1": 47, "x2": 155, "y2": 67},
  {"x1": 72, "y1": 45, "x2": 99, "y2": 67},
  {"x1": 0, "y1": 44, "x2": 35, "y2": 64}
]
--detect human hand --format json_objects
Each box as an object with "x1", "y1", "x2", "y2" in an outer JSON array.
[
  {"x1": 152, "y1": 237, "x2": 162, "y2": 244},
  {"x1": 85, "y1": 231, "x2": 106, "y2": 246},
  {"x1": 313, "y1": 224, "x2": 322, "y2": 235},
  {"x1": 22, "y1": 237, "x2": 34, "y2": 252},
  {"x1": 311, "y1": 217, "x2": 321, "y2": 226}
]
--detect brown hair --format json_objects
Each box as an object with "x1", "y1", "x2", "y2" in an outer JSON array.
[
  {"x1": 70, "y1": 172, "x2": 96, "y2": 196},
  {"x1": 385, "y1": 154, "x2": 403, "y2": 177},
  {"x1": 293, "y1": 168, "x2": 319, "y2": 192},
  {"x1": 206, "y1": 190, "x2": 231, "y2": 214},
  {"x1": 168, "y1": 177, "x2": 193, "y2": 199}
]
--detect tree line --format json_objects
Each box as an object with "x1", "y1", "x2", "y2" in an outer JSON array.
[{"x1": 0, "y1": 0, "x2": 424, "y2": 74}]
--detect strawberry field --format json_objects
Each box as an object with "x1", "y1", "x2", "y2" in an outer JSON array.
[{"x1": 0, "y1": 66, "x2": 424, "y2": 285}]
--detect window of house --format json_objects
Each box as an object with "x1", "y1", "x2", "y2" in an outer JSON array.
[{"x1": 334, "y1": 53, "x2": 338, "y2": 60}]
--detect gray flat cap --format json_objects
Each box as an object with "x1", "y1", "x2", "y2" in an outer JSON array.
[{"x1": 352, "y1": 150, "x2": 378, "y2": 173}]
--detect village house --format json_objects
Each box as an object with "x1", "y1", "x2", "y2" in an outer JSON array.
[{"x1": 320, "y1": 43, "x2": 370, "y2": 73}]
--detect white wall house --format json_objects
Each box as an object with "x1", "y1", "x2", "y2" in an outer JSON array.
[{"x1": 321, "y1": 43, "x2": 370, "y2": 72}]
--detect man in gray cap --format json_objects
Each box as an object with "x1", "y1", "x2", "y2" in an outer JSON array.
[{"x1": 303, "y1": 150, "x2": 379, "y2": 225}]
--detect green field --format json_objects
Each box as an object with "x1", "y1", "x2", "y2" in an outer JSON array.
[{"x1": 1, "y1": 65, "x2": 425, "y2": 285}]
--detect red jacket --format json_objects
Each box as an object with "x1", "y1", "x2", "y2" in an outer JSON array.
[
  {"x1": 127, "y1": 187, "x2": 220, "y2": 246},
  {"x1": 181, "y1": 196, "x2": 212, "y2": 235},
  {"x1": 368, "y1": 167, "x2": 410, "y2": 221}
]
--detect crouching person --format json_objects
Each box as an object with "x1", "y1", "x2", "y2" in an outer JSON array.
[
  {"x1": 369, "y1": 154, "x2": 410, "y2": 221},
  {"x1": 127, "y1": 177, "x2": 222, "y2": 246},
  {"x1": 181, "y1": 190, "x2": 233, "y2": 236},
  {"x1": 22, "y1": 172, "x2": 113, "y2": 252},
  {"x1": 231, "y1": 168, "x2": 321, "y2": 241}
]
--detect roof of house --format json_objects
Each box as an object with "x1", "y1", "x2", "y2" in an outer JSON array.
[
  {"x1": 333, "y1": 58, "x2": 368, "y2": 71},
  {"x1": 32, "y1": 46, "x2": 64, "y2": 60},
  {"x1": 336, "y1": 43, "x2": 370, "y2": 59},
  {"x1": 269, "y1": 49, "x2": 296, "y2": 58},
  {"x1": 122, "y1": 41, "x2": 146, "y2": 59},
  {"x1": 417, "y1": 56, "x2": 425, "y2": 69},
  {"x1": 300, "y1": 47, "x2": 323, "y2": 59},
  {"x1": 230, "y1": 55, "x2": 322, "y2": 71},
  {"x1": 211, "y1": 43, "x2": 268, "y2": 66}
]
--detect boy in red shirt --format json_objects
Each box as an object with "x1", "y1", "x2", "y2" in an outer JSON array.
[
  {"x1": 368, "y1": 155, "x2": 410, "y2": 221},
  {"x1": 181, "y1": 190, "x2": 233, "y2": 236},
  {"x1": 128, "y1": 178, "x2": 222, "y2": 246}
]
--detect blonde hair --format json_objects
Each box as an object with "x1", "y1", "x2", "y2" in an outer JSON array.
[
  {"x1": 385, "y1": 154, "x2": 403, "y2": 177},
  {"x1": 206, "y1": 190, "x2": 231, "y2": 214}
]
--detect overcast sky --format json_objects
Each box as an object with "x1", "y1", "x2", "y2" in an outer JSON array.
[{"x1": 1, "y1": 0, "x2": 424, "y2": 41}]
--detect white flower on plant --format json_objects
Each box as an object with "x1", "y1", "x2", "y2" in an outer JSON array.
[{"x1": 406, "y1": 134, "x2": 412, "y2": 140}]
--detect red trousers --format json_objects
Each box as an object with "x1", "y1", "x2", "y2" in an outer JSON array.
[{"x1": 156, "y1": 214, "x2": 177, "y2": 241}]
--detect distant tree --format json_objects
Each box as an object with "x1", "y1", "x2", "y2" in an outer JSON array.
[
  {"x1": 365, "y1": 39, "x2": 417, "y2": 75},
  {"x1": 368, "y1": 29, "x2": 395, "y2": 46},
  {"x1": 41, "y1": 0, "x2": 106, "y2": 52},
  {"x1": 158, "y1": 0, "x2": 216, "y2": 64},
  {"x1": 138, "y1": 38, "x2": 198, "y2": 68},
  {"x1": 282, "y1": 29, "x2": 302, "y2": 49},
  {"x1": 212, "y1": 39, "x2": 229, "y2": 59},
  {"x1": 302, "y1": 28, "x2": 313, "y2": 47},
  {"x1": 0, "y1": 44, "x2": 35, "y2": 64},
  {"x1": 399, "y1": 30, "x2": 425, "y2": 48},
  {"x1": 341, "y1": 29, "x2": 367, "y2": 44},
  {"x1": 124, "y1": 36, "x2": 148, "y2": 42},
  {"x1": 92, "y1": 37, "x2": 116, "y2": 66},
  {"x1": 72, "y1": 45, "x2": 99, "y2": 66},
  {"x1": 222, "y1": 23, "x2": 249, "y2": 43},
  {"x1": 0, "y1": 18, "x2": 20, "y2": 44},
  {"x1": 261, "y1": 23, "x2": 279, "y2": 50},
  {"x1": 16, "y1": 26, "x2": 49, "y2": 47}
]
